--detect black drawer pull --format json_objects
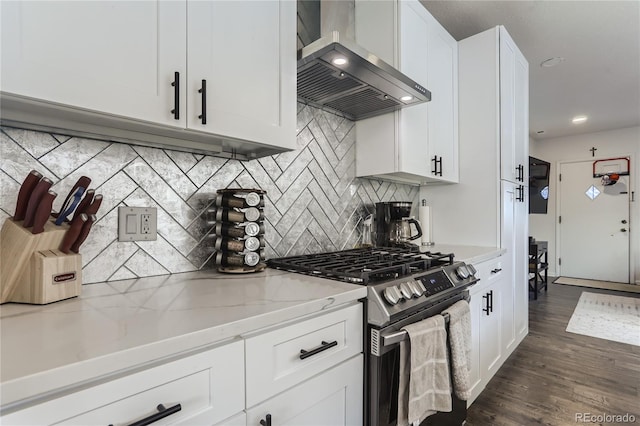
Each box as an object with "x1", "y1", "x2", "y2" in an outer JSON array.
[
  {"x1": 127, "y1": 403, "x2": 181, "y2": 426},
  {"x1": 491, "y1": 268, "x2": 502, "y2": 274},
  {"x1": 198, "y1": 79, "x2": 207, "y2": 124},
  {"x1": 488, "y1": 289, "x2": 494, "y2": 313},
  {"x1": 299, "y1": 340, "x2": 338, "y2": 360},
  {"x1": 482, "y1": 293, "x2": 490, "y2": 315},
  {"x1": 260, "y1": 414, "x2": 272, "y2": 426},
  {"x1": 170, "y1": 72, "x2": 179, "y2": 120}
]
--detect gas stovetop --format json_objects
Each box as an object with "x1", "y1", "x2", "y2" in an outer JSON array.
[
  {"x1": 266, "y1": 246, "x2": 454, "y2": 285},
  {"x1": 268, "y1": 246, "x2": 479, "y2": 327}
]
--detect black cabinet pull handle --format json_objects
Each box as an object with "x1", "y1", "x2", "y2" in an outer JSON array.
[
  {"x1": 516, "y1": 164, "x2": 524, "y2": 182},
  {"x1": 198, "y1": 79, "x2": 207, "y2": 124},
  {"x1": 260, "y1": 414, "x2": 272, "y2": 426},
  {"x1": 170, "y1": 72, "x2": 179, "y2": 120},
  {"x1": 127, "y1": 403, "x2": 181, "y2": 426},
  {"x1": 482, "y1": 293, "x2": 490, "y2": 315},
  {"x1": 431, "y1": 155, "x2": 438, "y2": 175},
  {"x1": 299, "y1": 340, "x2": 338, "y2": 360},
  {"x1": 491, "y1": 268, "x2": 502, "y2": 274},
  {"x1": 488, "y1": 290, "x2": 494, "y2": 313},
  {"x1": 438, "y1": 156, "x2": 443, "y2": 176}
]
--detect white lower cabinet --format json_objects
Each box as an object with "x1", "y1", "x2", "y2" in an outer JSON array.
[
  {"x1": 2, "y1": 340, "x2": 245, "y2": 425},
  {"x1": 468, "y1": 255, "x2": 506, "y2": 405},
  {"x1": 246, "y1": 355, "x2": 363, "y2": 426}
]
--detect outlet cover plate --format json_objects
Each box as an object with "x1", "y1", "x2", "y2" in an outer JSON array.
[{"x1": 118, "y1": 206, "x2": 158, "y2": 242}]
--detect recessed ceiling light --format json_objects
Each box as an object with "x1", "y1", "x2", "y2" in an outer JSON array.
[
  {"x1": 332, "y1": 57, "x2": 347, "y2": 66},
  {"x1": 572, "y1": 115, "x2": 588, "y2": 124},
  {"x1": 400, "y1": 95, "x2": 413, "y2": 101},
  {"x1": 540, "y1": 57, "x2": 565, "y2": 68}
]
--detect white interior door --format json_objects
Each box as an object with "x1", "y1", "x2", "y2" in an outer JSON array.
[{"x1": 558, "y1": 160, "x2": 631, "y2": 283}]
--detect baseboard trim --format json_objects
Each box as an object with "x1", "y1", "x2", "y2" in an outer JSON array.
[{"x1": 554, "y1": 276, "x2": 640, "y2": 294}]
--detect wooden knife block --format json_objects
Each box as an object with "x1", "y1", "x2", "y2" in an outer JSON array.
[{"x1": 0, "y1": 219, "x2": 82, "y2": 304}]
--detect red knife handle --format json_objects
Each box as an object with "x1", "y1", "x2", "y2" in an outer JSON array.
[
  {"x1": 23, "y1": 177, "x2": 53, "y2": 228},
  {"x1": 57, "y1": 176, "x2": 91, "y2": 217},
  {"x1": 70, "y1": 214, "x2": 96, "y2": 254},
  {"x1": 60, "y1": 213, "x2": 87, "y2": 254},
  {"x1": 72, "y1": 189, "x2": 95, "y2": 222},
  {"x1": 84, "y1": 194, "x2": 103, "y2": 216},
  {"x1": 31, "y1": 190, "x2": 58, "y2": 234},
  {"x1": 13, "y1": 170, "x2": 43, "y2": 221}
]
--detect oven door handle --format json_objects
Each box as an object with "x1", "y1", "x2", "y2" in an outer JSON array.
[{"x1": 381, "y1": 313, "x2": 450, "y2": 347}]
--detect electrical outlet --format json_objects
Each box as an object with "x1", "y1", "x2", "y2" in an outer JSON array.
[{"x1": 118, "y1": 207, "x2": 157, "y2": 241}]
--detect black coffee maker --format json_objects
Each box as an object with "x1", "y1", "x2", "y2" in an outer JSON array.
[{"x1": 374, "y1": 201, "x2": 423, "y2": 247}]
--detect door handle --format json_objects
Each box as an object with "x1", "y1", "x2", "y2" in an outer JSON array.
[
  {"x1": 260, "y1": 414, "x2": 272, "y2": 426},
  {"x1": 622, "y1": 220, "x2": 627, "y2": 224},
  {"x1": 170, "y1": 72, "x2": 180, "y2": 120},
  {"x1": 621, "y1": 228, "x2": 627, "y2": 232},
  {"x1": 198, "y1": 79, "x2": 207, "y2": 124}
]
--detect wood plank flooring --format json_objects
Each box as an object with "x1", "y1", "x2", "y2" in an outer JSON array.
[{"x1": 466, "y1": 282, "x2": 640, "y2": 426}]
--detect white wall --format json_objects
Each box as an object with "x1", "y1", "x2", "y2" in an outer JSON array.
[{"x1": 529, "y1": 126, "x2": 639, "y2": 283}]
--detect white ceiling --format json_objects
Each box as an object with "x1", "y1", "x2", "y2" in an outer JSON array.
[{"x1": 420, "y1": 0, "x2": 640, "y2": 141}]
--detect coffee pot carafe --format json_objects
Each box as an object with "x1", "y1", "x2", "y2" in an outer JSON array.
[{"x1": 374, "y1": 202, "x2": 423, "y2": 247}]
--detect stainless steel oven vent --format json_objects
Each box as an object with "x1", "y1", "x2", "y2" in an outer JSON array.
[{"x1": 297, "y1": 32, "x2": 431, "y2": 121}]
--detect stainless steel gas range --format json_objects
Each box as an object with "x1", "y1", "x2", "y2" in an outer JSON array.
[{"x1": 268, "y1": 246, "x2": 479, "y2": 426}]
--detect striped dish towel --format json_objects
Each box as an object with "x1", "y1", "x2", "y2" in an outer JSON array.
[{"x1": 397, "y1": 315, "x2": 452, "y2": 426}]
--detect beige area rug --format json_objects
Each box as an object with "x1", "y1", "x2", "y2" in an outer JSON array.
[
  {"x1": 566, "y1": 292, "x2": 640, "y2": 346},
  {"x1": 554, "y1": 276, "x2": 640, "y2": 294}
]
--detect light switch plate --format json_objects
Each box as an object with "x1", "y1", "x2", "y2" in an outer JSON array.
[{"x1": 118, "y1": 206, "x2": 157, "y2": 241}]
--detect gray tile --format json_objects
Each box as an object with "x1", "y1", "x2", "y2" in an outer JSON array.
[
  {"x1": 257, "y1": 156, "x2": 283, "y2": 181},
  {"x1": 276, "y1": 127, "x2": 314, "y2": 170},
  {"x1": 335, "y1": 125, "x2": 356, "y2": 161},
  {"x1": 2, "y1": 127, "x2": 60, "y2": 158},
  {"x1": 108, "y1": 266, "x2": 137, "y2": 282},
  {"x1": 124, "y1": 158, "x2": 196, "y2": 228},
  {"x1": 287, "y1": 229, "x2": 314, "y2": 255},
  {"x1": 52, "y1": 134, "x2": 73, "y2": 144},
  {"x1": 186, "y1": 237, "x2": 216, "y2": 270},
  {"x1": 79, "y1": 207, "x2": 119, "y2": 265},
  {"x1": 306, "y1": 160, "x2": 341, "y2": 208},
  {"x1": 132, "y1": 146, "x2": 198, "y2": 200},
  {"x1": 315, "y1": 113, "x2": 341, "y2": 150},
  {"x1": 304, "y1": 236, "x2": 323, "y2": 255},
  {"x1": 334, "y1": 117, "x2": 355, "y2": 144},
  {"x1": 51, "y1": 143, "x2": 137, "y2": 213},
  {"x1": 136, "y1": 235, "x2": 197, "y2": 274},
  {"x1": 275, "y1": 188, "x2": 313, "y2": 236},
  {"x1": 188, "y1": 160, "x2": 244, "y2": 211},
  {"x1": 307, "y1": 140, "x2": 340, "y2": 186},
  {"x1": 187, "y1": 156, "x2": 227, "y2": 187},
  {"x1": 275, "y1": 209, "x2": 313, "y2": 256},
  {"x1": 307, "y1": 199, "x2": 339, "y2": 243},
  {"x1": 296, "y1": 104, "x2": 315, "y2": 134},
  {"x1": 0, "y1": 210, "x2": 9, "y2": 224},
  {"x1": 264, "y1": 217, "x2": 282, "y2": 250},
  {"x1": 275, "y1": 147, "x2": 313, "y2": 192},
  {"x1": 308, "y1": 119, "x2": 339, "y2": 166},
  {"x1": 306, "y1": 179, "x2": 339, "y2": 222},
  {"x1": 125, "y1": 250, "x2": 170, "y2": 277},
  {"x1": 0, "y1": 170, "x2": 20, "y2": 218},
  {"x1": 306, "y1": 218, "x2": 338, "y2": 253},
  {"x1": 274, "y1": 168, "x2": 313, "y2": 218},
  {"x1": 165, "y1": 149, "x2": 198, "y2": 174},
  {"x1": 242, "y1": 159, "x2": 283, "y2": 201},
  {"x1": 0, "y1": 131, "x2": 56, "y2": 184},
  {"x1": 94, "y1": 171, "x2": 138, "y2": 221},
  {"x1": 334, "y1": 141, "x2": 356, "y2": 181},
  {"x1": 82, "y1": 239, "x2": 138, "y2": 284},
  {"x1": 40, "y1": 137, "x2": 110, "y2": 179}
]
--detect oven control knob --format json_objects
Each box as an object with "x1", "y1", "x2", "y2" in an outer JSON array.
[
  {"x1": 467, "y1": 264, "x2": 477, "y2": 275},
  {"x1": 400, "y1": 282, "x2": 413, "y2": 299},
  {"x1": 384, "y1": 286, "x2": 402, "y2": 305},
  {"x1": 409, "y1": 281, "x2": 424, "y2": 297},
  {"x1": 456, "y1": 265, "x2": 470, "y2": 279}
]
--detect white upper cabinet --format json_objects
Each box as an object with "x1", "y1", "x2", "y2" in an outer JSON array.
[
  {"x1": 355, "y1": 0, "x2": 459, "y2": 185},
  {"x1": 499, "y1": 27, "x2": 529, "y2": 184},
  {"x1": 1, "y1": 1, "x2": 187, "y2": 127},
  {"x1": 0, "y1": 0, "x2": 296, "y2": 158}
]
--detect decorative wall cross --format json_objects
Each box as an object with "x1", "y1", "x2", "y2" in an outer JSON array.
[{"x1": 590, "y1": 147, "x2": 597, "y2": 157}]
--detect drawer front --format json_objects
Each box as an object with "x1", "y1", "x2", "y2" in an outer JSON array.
[
  {"x1": 470, "y1": 256, "x2": 504, "y2": 294},
  {"x1": 245, "y1": 303, "x2": 363, "y2": 407},
  {"x1": 3, "y1": 340, "x2": 244, "y2": 426}
]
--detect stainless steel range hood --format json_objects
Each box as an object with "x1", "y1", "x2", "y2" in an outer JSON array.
[{"x1": 297, "y1": 1, "x2": 431, "y2": 121}]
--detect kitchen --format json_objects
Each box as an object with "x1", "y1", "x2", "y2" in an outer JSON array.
[{"x1": 1, "y1": 1, "x2": 638, "y2": 425}]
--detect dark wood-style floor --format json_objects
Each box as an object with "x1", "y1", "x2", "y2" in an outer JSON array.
[{"x1": 467, "y1": 282, "x2": 640, "y2": 426}]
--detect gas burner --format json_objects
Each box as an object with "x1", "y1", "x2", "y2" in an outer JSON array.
[{"x1": 267, "y1": 247, "x2": 454, "y2": 285}]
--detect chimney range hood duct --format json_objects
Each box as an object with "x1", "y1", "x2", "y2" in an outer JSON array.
[{"x1": 297, "y1": 25, "x2": 431, "y2": 121}]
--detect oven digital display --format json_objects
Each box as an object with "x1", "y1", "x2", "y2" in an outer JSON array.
[{"x1": 418, "y1": 270, "x2": 454, "y2": 296}]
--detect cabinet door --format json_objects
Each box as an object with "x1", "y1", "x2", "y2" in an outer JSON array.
[
  {"x1": 479, "y1": 281, "x2": 502, "y2": 380},
  {"x1": 398, "y1": 1, "x2": 430, "y2": 178},
  {"x1": 514, "y1": 184, "x2": 529, "y2": 341},
  {"x1": 425, "y1": 12, "x2": 459, "y2": 183},
  {"x1": 246, "y1": 355, "x2": 363, "y2": 426},
  {"x1": 501, "y1": 181, "x2": 517, "y2": 353},
  {"x1": 1, "y1": 1, "x2": 186, "y2": 127},
  {"x1": 468, "y1": 285, "x2": 483, "y2": 405},
  {"x1": 187, "y1": 0, "x2": 296, "y2": 150}
]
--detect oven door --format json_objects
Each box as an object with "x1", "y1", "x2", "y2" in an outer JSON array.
[{"x1": 367, "y1": 292, "x2": 469, "y2": 426}]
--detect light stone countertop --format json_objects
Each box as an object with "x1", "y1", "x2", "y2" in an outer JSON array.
[
  {"x1": 0, "y1": 268, "x2": 367, "y2": 408},
  {"x1": 418, "y1": 243, "x2": 506, "y2": 265}
]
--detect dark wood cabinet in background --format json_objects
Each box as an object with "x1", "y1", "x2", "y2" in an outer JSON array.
[{"x1": 529, "y1": 240, "x2": 548, "y2": 299}]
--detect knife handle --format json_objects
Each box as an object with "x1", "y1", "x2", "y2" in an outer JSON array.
[
  {"x1": 23, "y1": 177, "x2": 53, "y2": 228},
  {"x1": 72, "y1": 189, "x2": 95, "y2": 222},
  {"x1": 56, "y1": 176, "x2": 91, "y2": 218},
  {"x1": 13, "y1": 170, "x2": 43, "y2": 221},
  {"x1": 60, "y1": 213, "x2": 87, "y2": 254},
  {"x1": 70, "y1": 214, "x2": 96, "y2": 254},
  {"x1": 84, "y1": 194, "x2": 103, "y2": 216},
  {"x1": 31, "y1": 190, "x2": 58, "y2": 234}
]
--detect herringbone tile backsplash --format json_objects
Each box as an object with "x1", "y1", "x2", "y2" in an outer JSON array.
[{"x1": 0, "y1": 104, "x2": 419, "y2": 284}]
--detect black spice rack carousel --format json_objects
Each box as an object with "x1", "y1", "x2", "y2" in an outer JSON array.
[{"x1": 207, "y1": 188, "x2": 266, "y2": 273}]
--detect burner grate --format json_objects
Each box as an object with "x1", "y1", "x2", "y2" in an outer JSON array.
[{"x1": 268, "y1": 247, "x2": 454, "y2": 285}]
